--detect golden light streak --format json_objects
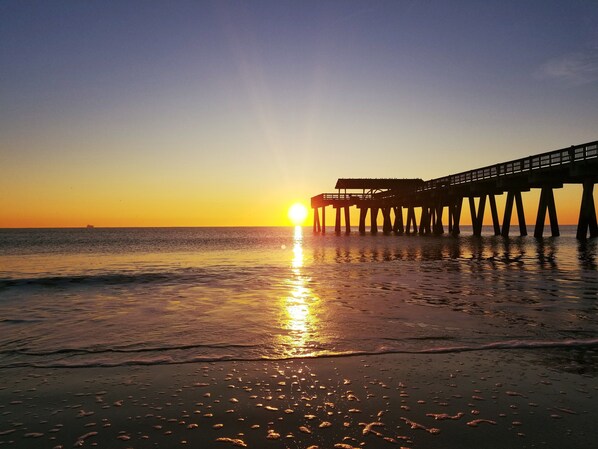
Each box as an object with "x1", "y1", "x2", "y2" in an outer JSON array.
[{"x1": 279, "y1": 226, "x2": 320, "y2": 357}]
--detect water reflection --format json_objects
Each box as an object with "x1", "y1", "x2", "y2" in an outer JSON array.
[
  {"x1": 307, "y1": 231, "x2": 598, "y2": 333},
  {"x1": 536, "y1": 238, "x2": 557, "y2": 269},
  {"x1": 578, "y1": 238, "x2": 597, "y2": 270},
  {"x1": 308, "y1": 233, "x2": 596, "y2": 271},
  {"x1": 280, "y1": 226, "x2": 321, "y2": 357}
]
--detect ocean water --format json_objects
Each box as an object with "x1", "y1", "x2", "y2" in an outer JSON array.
[{"x1": 0, "y1": 226, "x2": 597, "y2": 369}]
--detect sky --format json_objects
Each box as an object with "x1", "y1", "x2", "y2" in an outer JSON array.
[{"x1": 1, "y1": 0, "x2": 597, "y2": 227}]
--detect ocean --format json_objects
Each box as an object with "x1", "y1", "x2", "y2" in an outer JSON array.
[{"x1": 1, "y1": 226, "x2": 597, "y2": 369}]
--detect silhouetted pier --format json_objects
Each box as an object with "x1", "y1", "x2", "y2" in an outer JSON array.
[{"x1": 311, "y1": 140, "x2": 598, "y2": 239}]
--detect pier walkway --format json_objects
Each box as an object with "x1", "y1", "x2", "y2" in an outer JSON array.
[{"x1": 311, "y1": 140, "x2": 598, "y2": 239}]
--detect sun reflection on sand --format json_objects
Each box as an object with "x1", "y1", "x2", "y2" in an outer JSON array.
[{"x1": 280, "y1": 226, "x2": 320, "y2": 357}]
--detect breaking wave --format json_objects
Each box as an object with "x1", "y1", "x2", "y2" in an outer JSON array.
[
  {"x1": 2, "y1": 338, "x2": 597, "y2": 369},
  {"x1": 0, "y1": 269, "x2": 232, "y2": 289}
]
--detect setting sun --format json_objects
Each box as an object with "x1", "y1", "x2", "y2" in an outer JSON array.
[{"x1": 288, "y1": 203, "x2": 308, "y2": 225}]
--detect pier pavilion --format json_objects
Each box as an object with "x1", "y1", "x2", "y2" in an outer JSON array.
[{"x1": 311, "y1": 140, "x2": 598, "y2": 239}]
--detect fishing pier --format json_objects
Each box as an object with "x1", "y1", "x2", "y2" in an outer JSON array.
[{"x1": 311, "y1": 140, "x2": 598, "y2": 239}]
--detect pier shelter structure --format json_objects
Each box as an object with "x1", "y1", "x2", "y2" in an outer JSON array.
[
  {"x1": 310, "y1": 179, "x2": 424, "y2": 235},
  {"x1": 311, "y1": 140, "x2": 598, "y2": 239}
]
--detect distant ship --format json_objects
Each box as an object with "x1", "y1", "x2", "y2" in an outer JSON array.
[{"x1": 86, "y1": 224, "x2": 94, "y2": 229}]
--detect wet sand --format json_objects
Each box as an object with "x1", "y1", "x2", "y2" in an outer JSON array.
[{"x1": 0, "y1": 349, "x2": 596, "y2": 449}]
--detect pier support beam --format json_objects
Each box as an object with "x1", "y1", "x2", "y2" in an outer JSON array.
[
  {"x1": 382, "y1": 207, "x2": 392, "y2": 234},
  {"x1": 419, "y1": 206, "x2": 432, "y2": 235},
  {"x1": 515, "y1": 192, "x2": 528, "y2": 236},
  {"x1": 321, "y1": 206, "x2": 326, "y2": 234},
  {"x1": 370, "y1": 207, "x2": 379, "y2": 234},
  {"x1": 344, "y1": 206, "x2": 351, "y2": 234},
  {"x1": 393, "y1": 206, "x2": 404, "y2": 234},
  {"x1": 433, "y1": 204, "x2": 444, "y2": 235},
  {"x1": 313, "y1": 208, "x2": 321, "y2": 233},
  {"x1": 534, "y1": 187, "x2": 560, "y2": 238},
  {"x1": 469, "y1": 195, "x2": 487, "y2": 236},
  {"x1": 501, "y1": 191, "x2": 527, "y2": 237},
  {"x1": 489, "y1": 194, "x2": 501, "y2": 236},
  {"x1": 358, "y1": 207, "x2": 367, "y2": 234},
  {"x1": 405, "y1": 206, "x2": 417, "y2": 234},
  {"x1": 577, "y1": 182, "x2": 598, "y2": 239},
  {"x1": 419, "y1": 207, "x2": 426, "y2": 235},
  {"x1": 450, "y1": 197, "x2": 463, "y2": 236}
]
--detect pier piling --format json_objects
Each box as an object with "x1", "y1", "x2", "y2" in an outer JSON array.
[
  {"x1": 344, "y1": 206, "x2": 351, "y2": 234},
  {"x1": 313, "y1": 207, "x2": 321, "y2": 233},
  {"x1": 470, "y1": 195, "x2": 486, "y2": 237},
  {"x1": 370, "y1": 207, "x2": 379, "y2": 234},
  {"x1": 393, "y1": 206, "x2": 404, "y2": 234},
  {"x1": 502, "y1": 192, "x2": 527, "y2": 237},
  {"x1": 382, "y1": 207, "x2": 393, "y2": 234},
  {"x1": 358, "y1": 208, "x2": 367, "y2": 234},
  {"x1": 450, "y1": 198, "x2": 463, "y2": 236},
  {"x1": 406, "y1": 206, "x2": 417, "y2": 234},
  {"x1": 489, "y1": 194, "x2": 500, "y2": 236},
  {"x1": 433, "y1": 204, "x2": 444, "y2": 235},
  {"x1": 534, "y1": 187, "x2": 560, "y2": 238},
  {"x1": 577, "y1": 182, "x2": 598, "y2": 239},
  {"x1": 334, "y1": 207, "x2": 341, "y2": 235}
]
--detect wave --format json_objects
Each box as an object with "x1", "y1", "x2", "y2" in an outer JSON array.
[
  {"x1": 0, "y1": 269, "x2": 232, "y2": 289},
  {"x1": 0, "y1": 318, "x2": 43, "y2": 324},
  {"x1": 0, "y1": 342, "x2": 261, "y2": 356},
  {"x1": 1, "y1": 338, "x2": 597, "y2": 369}
]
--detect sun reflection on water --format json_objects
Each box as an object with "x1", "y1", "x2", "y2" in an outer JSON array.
[{"x1": 280, "y1": 226, "x2": 320, "y2": 357}]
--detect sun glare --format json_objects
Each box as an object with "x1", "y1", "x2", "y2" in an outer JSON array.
[{"x1": 288, "y1": 203, "x2": 308, "y2": 226}]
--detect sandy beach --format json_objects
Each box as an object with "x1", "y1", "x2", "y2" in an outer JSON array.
[{"x1": 1, "y1": 348, "x2": 596, "y2": 449}]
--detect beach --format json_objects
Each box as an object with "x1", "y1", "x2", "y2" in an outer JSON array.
[{"x1": 1, "y1": 349, "x2": 596, "y2": 449}]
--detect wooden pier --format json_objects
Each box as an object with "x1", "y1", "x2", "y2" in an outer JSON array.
[{"x1": 311, "y1": 140, "x2": 598, "y2": 239}]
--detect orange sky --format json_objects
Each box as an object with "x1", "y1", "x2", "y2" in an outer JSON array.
[{"x1": 0, "y1": 181, "x2": 586, "y2": 228}]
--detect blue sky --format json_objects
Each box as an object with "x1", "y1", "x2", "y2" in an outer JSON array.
[{"x1": 1, "y1": 1, "x2": 597, "y2": 226}]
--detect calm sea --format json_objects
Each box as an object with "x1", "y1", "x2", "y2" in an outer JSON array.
[{"x1": 0, "y1": 226, "x2": 597, "y2": 368}]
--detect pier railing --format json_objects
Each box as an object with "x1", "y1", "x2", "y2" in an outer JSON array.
[
  {"x1": 419, "y1": 141, "x2": 598, "y2": 192},
  {"x1": 313, "y1": 187, "x2": 426, "y2": 202},
  {"x1": 311, "y1": 193, "x2": 374, "y2": 202}
]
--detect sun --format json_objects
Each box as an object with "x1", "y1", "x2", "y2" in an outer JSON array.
[{"x1": 288, "y1": 203, "x2": 308, "y2": 226}]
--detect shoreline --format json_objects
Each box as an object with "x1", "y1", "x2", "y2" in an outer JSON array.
[
  {"x1": 1, "y1": 349, "x2": 596, "y2": 448},
  {"x1": 2, "y1": 336, "x2": 598, "y2": 370}
]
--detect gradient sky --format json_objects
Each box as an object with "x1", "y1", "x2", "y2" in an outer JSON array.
[{"x1": 1, "y1": 0, "x2": 597, "y2": 227}]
